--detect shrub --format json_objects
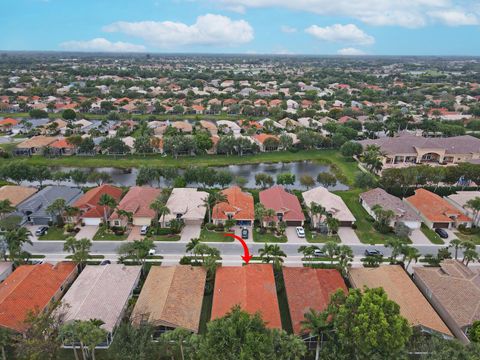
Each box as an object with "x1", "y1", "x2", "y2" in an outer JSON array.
[
  {"x1": 205, "y1": 223, "x2": 216, "y2": 231},
  {"x1": 179, "y1": 256, "x2": 192, "y2": 265}
]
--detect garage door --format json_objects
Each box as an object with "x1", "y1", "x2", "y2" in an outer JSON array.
[
  {"x1": 339, "y1": 221, "x2": 353, "y2": 227},
  {"x1": 237, "y1": 220, "x2": 252, "y2": 226},
  {"x1": 433, "y1": 222, "x2": 450, "y2": 229},
  {"x1": 286, "y1": 221, "x2": 302, "y2": 226},
  {"x1": 184, "y1": 219, "x2": 203, "y2": 225}
]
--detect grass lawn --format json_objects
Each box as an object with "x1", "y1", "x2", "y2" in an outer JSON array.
[
  {"x1": 3, "y1": 149, "x2": 359, "y2": 183},
  {"x1": 336, "y1": 189, "x2": 410, "y2": 245},
  {"x1": 420, "y1": 224, "x2": 445, "y2": 245},
  {"x1": 92, "y1": 227, "x2": 128, "y2": 241},
  {"x1": 453, "y1": 231, "x2": 480, "y2": 245},
  {"x1": 253, "y1": 228, "x2": 287, "y2": 243},
  {"x1": 305, "y1": 229, "x2": 341, "y2": 243},
  {"x1": 38, "y1": 227, "x2": 69, "y2": 240},
  {"x1": 149, "y1": 234, "x2": 181, "y2": 241},
  {"x1": 199, "y1": 228, "x2": 235, "y2": 242}
]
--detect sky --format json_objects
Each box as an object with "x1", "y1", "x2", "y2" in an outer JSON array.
[{"x1": 2, "y1": 0, "x2": 480, "y2": 56}]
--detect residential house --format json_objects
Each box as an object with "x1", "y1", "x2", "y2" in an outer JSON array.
[
  {"x1": 358, "y1": 133, "x2": 480, "y2": 167},
  {"x1": 217, "y1": 120, "x2": 241, "y2": 135},
  {"x1": 109, "y1": 186, "x2": 161, "y2": 227},
  {"x1": 61, "y1": 265, "x2": 141, "y2": 347},
  {"x1": 0, "y1": 185, "x2": 37, "y2": 207},
  {"x1": 162, "y1": 188, "x2": 208, "y2": 226},
  {"x1": 131, "y1": 266, "x2": 206, "y2": 334},
  {"x1": 212, "y1": 186, "x2": 254, "y2": 226},
  {"x1": 405, "y1": 189, "x2": 472, "y2": 229},
  {"x1": 359, "y1": 188, "x2": 422, "y2": 229},
  {"x1": 349, "y1": 266, "x2": 452, "y2": 339},
  {"x1": 283, "y1": 268, "x2": 347, "y2": 336},
  {"x1": 14, "y1": 135, "x2": 57, "y2": 155},
  {"x1": 302, "y1": 186, "x2": 356, "y2": 227},
  {"x1": 259, "y1": 186, "x2": 305, "y2": 226},
  {"x1": 17, "y1": 186, "x2": 82, "y2": 225},
  {"x1": 73, "y1": 184, "x2": 123, "y2": 226},
  {"x1": 0, "y1": 262, "x2": 77, "y2": 332},
  {"x1": 49, "y1": 138, "x2": 76, "y2": 156},
  {"x1": 253, "y1": 134, "x2": 279, "y2": 152},
  {"x1": 198, "y1": 120, "x2": 218, "y2": 135},
  {"x1": 445, "y1": 191, "x2": 480, "y2": 226},
  {"x1": 211, "y1": 265, "x2": 282, "y2": 329},
  {"x1": 414, "y1": 260, "x2": 480, "y2": 344},
  {"x1": 0, "y1": 118, "x2": 19, "y2": 131},
  {"x1": 172, "y1": 121, "x2": 193, "y2": 133}
]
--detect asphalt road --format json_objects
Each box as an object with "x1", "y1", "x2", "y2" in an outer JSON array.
[{"x1": 24, "y1": 241, "x2": 477, "y2": 259}]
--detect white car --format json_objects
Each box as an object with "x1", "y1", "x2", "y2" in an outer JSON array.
[
  {"x1": 296, "y1": 227, "x2": 305, "y2": 238},
  {"x1": 140, "y1": 225, "x2": 149, "y2": 236},
  {"x1": 148, "y1": 249, "x2": 156, "y2": 256}
]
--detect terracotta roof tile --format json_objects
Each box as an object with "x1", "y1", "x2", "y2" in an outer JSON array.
[
  {"x1": 259, "y1": 186, "x2": 305, "y2": 222},
  {"x1": 212, "y1": 186, "x2": 254, "y2": 221}
]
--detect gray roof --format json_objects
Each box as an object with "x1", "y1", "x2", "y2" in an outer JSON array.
[
  {"x1": 62, "y1": 264, "x2": 141, "y2": 333},
  {"x1": 360, "y1": 188, "x2": 421, "y2": 222},
  {"x1": 17, "y1": 186, "x2": 82, "y2": 219},
  {"x1": 358, "y1": 134, "x2": 480, "y2": 156}
]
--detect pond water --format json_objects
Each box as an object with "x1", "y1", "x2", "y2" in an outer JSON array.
[{"x1": 20, "y1": 161, "x2": 348, "y2": 190}]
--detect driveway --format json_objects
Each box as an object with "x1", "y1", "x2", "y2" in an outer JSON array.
[
  {"x1": 75, "y1": 225, "x2": 98, "y2": 240},
  {"x1": 127, "y1": 226, "x2": 144, "y2": 241},
  {"x1": 25, "y1": 225, "x2": 41, "y2": 241},
  {"x1": 338, "y1": 227, "x2": 361, "y2": 244},
  {"x1": 233, "y1": 226, "x2": 253, "y2": 243},
  {"x1": 409, "y1": 229, "x2": 432, "y2": 245},
  {"x1": 285, "y1": 227, "x2": 308, "y2": 243},
  {"x1": 180, "y1": 224, "x2": 201, "y2": 243},
  {"x1": 444, "y1": 229, "x2": 458, "y2": 243}
]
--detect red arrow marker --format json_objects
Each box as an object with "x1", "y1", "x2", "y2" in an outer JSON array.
[{"x1": 224, "y1": 233, "x2": 252, "y2": 264}]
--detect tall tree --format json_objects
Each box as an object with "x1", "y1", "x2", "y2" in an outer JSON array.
[
  {"x1": 98, "y1": 193, "x2": 117, "y2": 225},
  {"x1": 300, "y1": 309, "x2": 329, "y2": 360}
]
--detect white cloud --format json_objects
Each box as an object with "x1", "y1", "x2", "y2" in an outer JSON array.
[
  {"x1": 428, "y1": 10, "x2": 479, "y2": 26},
  {"x1": 337, "y1": 47, "x2": 366, "y2": 55},
  {"x1": 217, "y1": 0, "x2": 475, "y2": 28},
  {"x1": 103, "y1": 14, "x2": 254, "y2": 48},
  {"x1": 281, "y1": 25, "x2": 297, "y2": 33},
  {"x1": 59, "y1": 38, "x2": 146, "y2": 52},
  {"x1": 305, "y1": 24, "x2": 374, "y2": 45}
]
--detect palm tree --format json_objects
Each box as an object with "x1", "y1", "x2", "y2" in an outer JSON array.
[
  {"x1": 98, "y1": 194, "x2": 117, "y2": 225},
  {"x1": 325, "y1": 216, "x2": 339, "y2": 236},
  {"x1": 0, "y1": 327, "x2": 11, "y2": 360},
  {"x1": 337, "y1": 245, "x2": 353, "y2": 276},
  {"x1": 259, "y1": 244, "x2": 274, "y2": 264},
  {"x1": 254, "y1": 203, "x2": 267, "y2": 229},
  {"x1": 300, "y1": 309, "x2": 329, "y2": 360},
  {"x1": 64, "y1": 236, "x2": 77, "y2": 254},
  {"x1": 449, "y1": 239, "x2": 462, "y2": 260},
  {"x1": 46, "y1": 198, "x2": 67, "y2": 226},
  {"x1": 186, "y1": 238, "x2": 200, "y2": 254},
  {"x1": 157, "y1": 205, "x2": 171, "y2": 228},
  {"x1": 385, "y1": 237, "x2": 407, "y2": 262},
  {"x1": 5, "y1": 227, "x2": 32, "y2": 265},
  {"x1": 463, "y1": 249, "x2": 479, "y2": 266},
  {"x1": 309, "y1": 202, "x2": 326, "y2": 229},
  {"x1": 322, "y1": 241, "x2": 339, "y2": 264},
  {"x1": 465, "y1": 197, "x2": 480, "y2": 224},
  {"x1": 402, "y1": 246, "x2": 420, "y2": 269},
  {"x1": 259, "y1": 244, "x2": 286, "y2": 270},
  {"x1": 298, "y1": 245, "x2": 319, "y2": 267},
  {"x1": 0, "y1": 200, "x2": 14, "y2": 220},
  {"x1": 204, "y1": 192, "x2": 227, "y2": 224},
  {"x1": 264, "y1": 208, "x2": 276, "y2": 228}
]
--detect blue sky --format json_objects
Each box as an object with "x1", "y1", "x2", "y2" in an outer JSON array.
[{"x1": 2, "y1": 0, "x2": 480, "y2": 55}]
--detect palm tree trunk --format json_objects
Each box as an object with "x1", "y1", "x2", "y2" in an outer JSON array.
[
  {"x1": 1, "y1": 346, "x2": 6, "y2": 360},
  {"x1": 315, "y1": 336, "x2": 320, "y2": 360},
  {"x1": 72, "y1": 344, "x2": 79, "y2": 360},
  {"x1": 91, "y1": 349, "x2": 96, "y2": 360}
]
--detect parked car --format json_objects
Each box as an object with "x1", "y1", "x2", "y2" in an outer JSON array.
[
  {"x1": 241, "y1": 227, "x2": 249, "y2": 240},
  {"x1": 296, "y1": 227, "x2": 305, "y2": 238},
  {"x1": 140, "y1": 225, "x2": 149, "y2": 236},
  {"x1": 148, "y1": 249, "x2": 156, "y2": 256},
  {"x1": 435, "y1": 228, "x2": 449, "y2": 239},
  {"x1": 313, "y1": 249, "x2": 325, "y2": 257},
  {"x1": 35, "y1": 226, "x2": 48, "y2": 236},
  {"x1": 100, "y1": 260, "x2": 111, "y2": 265},
  {"x1": 364, "y1": 249, "x2": 383, "y2": 256}
]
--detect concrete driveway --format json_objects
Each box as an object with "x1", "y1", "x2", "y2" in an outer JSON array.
[
  {"x1": 444, "y1": 229, "x2": 458, "y2": 243},
  {"x1": 234, "y1": 226, "x2": 253, "y2": 243},
  {"x1": 285, "y1": 227, "x2": 308, "y2": 243},
  {"x1": 180, "y1": 224, "x2": 201, "y2": 243},
  {"x1": 338, "y1": 227, "x2": 361, "y2": 244},
  {"x1": 75, "y1": 225, "x2": 98, "y2": 240},
  {"x1": 25, "y1": 225, "x2": 41, "y2": 241},
  {"x1": 127, "y1": 226, "x2": 144, "y2": 241},
  {"x1": 409, "y1": 229, "x2": 432, "y2": 245}
]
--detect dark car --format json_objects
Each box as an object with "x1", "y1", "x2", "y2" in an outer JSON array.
[
  {"x1": 435, "y1": 228, "x2": 449, "y2": 239},
  {"x1": 100, "y1": 260, "x2": 111, "y2": 266},
  {"x1": 35, "y1": 226, "x2": 49, "y2": 236},
  {"x1": 241, "y1": 228, "x2": 249, "y2": 240},
  {"x1": 364, "y1": 249, "x2": 383, "y2": 257}
]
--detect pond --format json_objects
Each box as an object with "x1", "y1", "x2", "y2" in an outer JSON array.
[{"x1": 20, "y1": 161, "x2": 348, "y2": 190}]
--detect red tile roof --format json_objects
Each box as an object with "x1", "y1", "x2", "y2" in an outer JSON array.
[
  {"x1": 283, "y1": 268, "x2": 347, "y2": 334},
  {"x1": 259, "y1": 186, "x2": 305, "y2": 222},
  {"x1": 110, "y1": 186, "x2": 161, "y2": 220},
  {"x1": 253, "y1": 134, "x2": 279, "y2": 144},
  {"x1": 211, "y1": 264, "x2": 281, "y2": 329},
  {"x1": 0, "y1": 118, "x2": 18, "y2": 126},
  {"x1": 212, "y1": 186, "x2": 254, "y2": 221},
  {"x1": 74, "y1": 184, "x2": 123, "y2": 219},
  {"x1": 0, "y1": 262, "x2": 76, "y2": 332},
  {"x1": 49, "y1": 138, "x2": 75, "y2": 149},
  {"x1": 406, "y1": 189, "x2": 472, "y2": 224}
]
